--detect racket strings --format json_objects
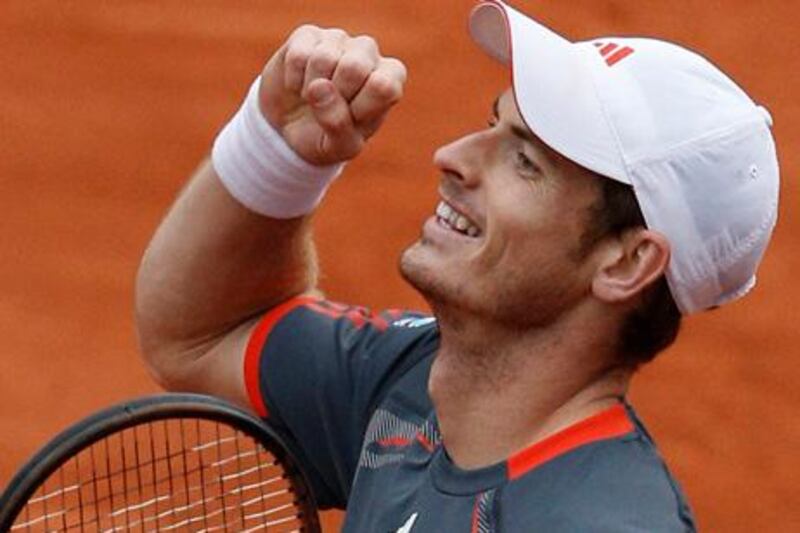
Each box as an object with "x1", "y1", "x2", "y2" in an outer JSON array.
[
  {"x1": 28, "y1": 437, "x2": 252, "y2": 496},
  {"x1": 17, "y1": 451, "x2": 285, "y2": 520},
  {"x1": 11, "y1": 419, "x2": 310, "y2": 532}
]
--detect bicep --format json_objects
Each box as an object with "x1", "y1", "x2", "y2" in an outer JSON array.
[
  {"x1": 142, "y1": 289, "x2": 325, "y2": 415},
  {"x1": 135, "y1": 160, "x2": 318, "y2": 392},
  {"x1": 141, "y1": 316, "x2": 257, "y2": 414}
]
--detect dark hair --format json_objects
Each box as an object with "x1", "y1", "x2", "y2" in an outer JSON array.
[{"x1": 582, "y1": 177, "x2": 682, "y2": 369}]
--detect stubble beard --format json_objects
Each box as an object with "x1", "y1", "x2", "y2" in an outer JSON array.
[
  {"x1": 398, "y1": 239, "x2": 477, "y2": 327},
  {"x1": 400, "y1": 239, "x2": 588, "y2": 338}
]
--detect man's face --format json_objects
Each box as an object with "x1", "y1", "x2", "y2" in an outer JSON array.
[{"x1": 400, "y1": 89, "x2": 606, "y2": 328}]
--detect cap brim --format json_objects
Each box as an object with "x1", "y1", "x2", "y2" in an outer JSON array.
[{"x1": 469, "y1": 0, "x2": 629, "y2": 184}]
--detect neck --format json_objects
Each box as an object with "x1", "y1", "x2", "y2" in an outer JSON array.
[{"x1": 429, "y1": 301, "x2": 632, "y2": 470}]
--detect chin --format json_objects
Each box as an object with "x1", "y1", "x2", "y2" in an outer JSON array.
[
  {"x1": 399, "y1": 242, "x2": 476, "y2": 322},
  {"x1": 399, "y1": 241, "x2": 430, "y2": 290},
  {"x1": 399, "y1": 240, "x2": 447, "y2": 301},
  {"x1": 400, "y1": 241, "x2": 576, "y2": 330}
]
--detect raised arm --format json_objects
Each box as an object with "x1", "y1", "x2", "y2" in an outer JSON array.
[{"x1": 135, "y1": 25, "x2": 406, "y2": 410}]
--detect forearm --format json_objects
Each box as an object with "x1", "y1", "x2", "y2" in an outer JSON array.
[
  {"x1": 135, "y1": 159, "x2": 316, "y2": 360},
  {"x1": 134, "y1": 24, "x2": 405, "y2": 402}
]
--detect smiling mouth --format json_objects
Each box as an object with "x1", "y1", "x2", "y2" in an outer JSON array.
[{"x1": 435, "y1": 200, "x2": 481, "y2": 237}]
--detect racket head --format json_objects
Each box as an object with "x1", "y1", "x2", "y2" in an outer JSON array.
[{"x1": 0, "y1": 393, "x2": 321, "y2": 532}]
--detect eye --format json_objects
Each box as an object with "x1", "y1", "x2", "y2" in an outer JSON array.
[{"x1": 515, "y1": 150, "x2": 541, "y2": 176}]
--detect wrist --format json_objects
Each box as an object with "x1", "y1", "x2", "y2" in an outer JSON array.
[{"x1": 211, "y1": 77, "x2": 344, "y2": 218}]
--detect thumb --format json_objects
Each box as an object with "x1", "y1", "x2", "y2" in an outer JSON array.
[{"x1": 306, "y1": 79, "x2": 364, "y2": 160}]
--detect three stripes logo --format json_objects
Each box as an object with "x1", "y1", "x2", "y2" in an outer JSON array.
[{"x1": 594, "y1": 41, "x2": 635, "y2": 67}]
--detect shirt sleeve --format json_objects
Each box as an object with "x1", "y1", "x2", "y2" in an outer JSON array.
[{"x1": 242, "y1": 295, "x2": 438, "y2": 509}]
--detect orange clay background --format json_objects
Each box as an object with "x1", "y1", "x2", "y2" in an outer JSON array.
[{"x1": 0, "y1": 1, "x2": 797, "y2": 531}]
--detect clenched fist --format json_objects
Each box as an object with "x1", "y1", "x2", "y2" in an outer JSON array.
[{"x1": 259, "y1": 25, "x2": 407, "y2": 166}]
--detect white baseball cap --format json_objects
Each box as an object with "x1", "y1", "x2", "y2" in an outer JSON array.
[{"x1": 469, "y1": 0, "x2": 780, "y2": 314}]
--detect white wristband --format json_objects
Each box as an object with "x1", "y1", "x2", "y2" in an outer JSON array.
[{"x1": 211, "y1": 77, "x2": 344, "y2": 219}]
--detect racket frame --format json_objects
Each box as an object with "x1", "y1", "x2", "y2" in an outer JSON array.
[{"x1": 0, "y1": 393, "x2": 321, "y2": 532}]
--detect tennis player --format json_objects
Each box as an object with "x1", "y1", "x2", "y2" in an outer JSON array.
[{"x1": 136, "y1": 1, "x2": 779, "y2": 530}]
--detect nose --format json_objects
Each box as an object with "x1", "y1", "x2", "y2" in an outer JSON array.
[{"x1": 433, "y1": 129, "x2": 492, "y2": 188}]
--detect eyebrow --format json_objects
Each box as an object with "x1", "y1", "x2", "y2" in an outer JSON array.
[
  {"x1": 510, "y1": 124, "x2": 538, "y2": 145},
  {"x1": 492, "y1": 95, "x2": 558, "y2": 166},
  {"x1": 493, "y1": 96, "x2": 541, "y2": 143}
]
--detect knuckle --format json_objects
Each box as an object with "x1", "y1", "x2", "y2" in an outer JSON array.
[
  {"x1": 352, "y1": 35, "x2": 380, "y2": 54},
  {"x1": 323, "y1": 28, "x2": 349, "y2": 41},
  {"x1": 397, "y1": 63, "x2": 409, "y2": 84},
  {"x1": 309, "y1": 48, "x2": 340, "y2": 72},
  {"x1": 294, "y1": 23, "x2": 319, "y2": 34},
  {"x1": 338, "y1": 57, "x2": 372, "y2": 82},
  {"x1": 385, "y1": 57, "x2": 408, "y2": 82},
  {"x1": 285, "y1": 47, "x2": 311, "y2": 70},
  {"x1": 289, "y1": 24, "x2": 320, "y2": 42},
  {"x1": 367, "y1": 73, "x2": 403, "y2": 102}
]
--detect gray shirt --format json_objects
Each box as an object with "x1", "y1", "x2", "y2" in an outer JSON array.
[{"x1": 246, "y1": 297, "x2": 696, "y2": 532}]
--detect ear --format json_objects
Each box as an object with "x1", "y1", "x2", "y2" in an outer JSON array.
[{"x1": 591, "y1": 229, "x2": 671, "y2": 305}]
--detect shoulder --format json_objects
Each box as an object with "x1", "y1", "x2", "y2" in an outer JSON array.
[
  {"x1": 253, "y1": 296, "x2": 440, "y2": 416},
  {"x1": 503, "y1": 417, "x2": 696, "y2": 532},
  {"x1": 263, "y1": 297, "x2": 438, "y2": 357}
]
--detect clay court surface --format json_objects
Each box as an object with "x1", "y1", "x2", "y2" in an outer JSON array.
[{"x1": 1, "y1": 1, "x2": 797, "y2": 530}]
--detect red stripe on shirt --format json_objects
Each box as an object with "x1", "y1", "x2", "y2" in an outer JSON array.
[
  {"x1": 416, "y1": 432, "x2": 435, "y2": 453},
  {"x1": 507, "y1": 403, "x2": 634, "y2": 480},
  {"x1": 470, "y1": 495, "x2": 481, "y2": 533},
  {"x1": 243, "y1": 295, "x2": 318, "y2": 418},
  {"x1": 377, "y1": 436, "x2": 413, "y2": 448}
]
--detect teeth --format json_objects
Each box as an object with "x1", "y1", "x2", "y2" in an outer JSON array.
[
  {"x1": 448, "y1": 210, "x2": 459, "y2": 226},
  {"x1": 435, "y1": 201, "x2": 480, "y2": 237}
]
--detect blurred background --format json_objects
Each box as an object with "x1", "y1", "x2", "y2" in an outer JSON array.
[{"x1": 0, "y1": 1, "x2": 797, "y2": 530}]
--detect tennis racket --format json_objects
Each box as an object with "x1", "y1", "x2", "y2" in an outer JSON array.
[{"x1": 0, "y1": 393, "x2": 321, "y2": 532}]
